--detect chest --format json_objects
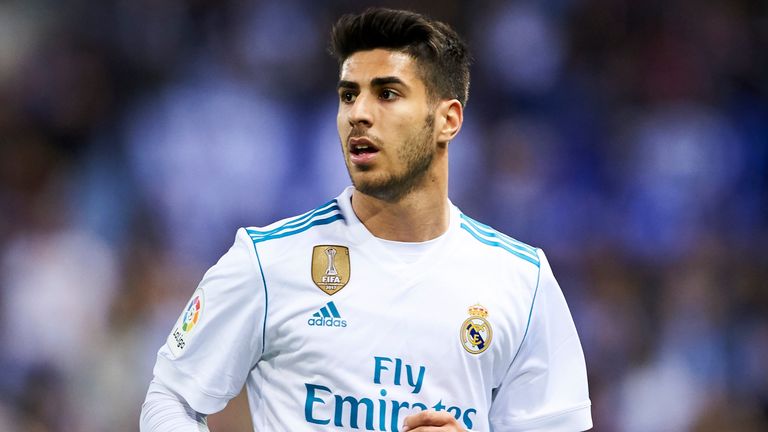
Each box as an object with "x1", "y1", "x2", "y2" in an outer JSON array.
[{"x1": 259, "y1": 244, "x2": 534, "y2": 391}]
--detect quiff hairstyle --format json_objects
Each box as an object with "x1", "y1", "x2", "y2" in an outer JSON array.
[{"x1": 330, "y1": 8, "x2": 471, "y2": 107}]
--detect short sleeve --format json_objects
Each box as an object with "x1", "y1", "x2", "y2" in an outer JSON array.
[
  {"x1": 152, "y1": 228, "x2": 265, "y2": 415},
  {"x1": 489, "y1": 250, "x2": 592, "y2": 431}
]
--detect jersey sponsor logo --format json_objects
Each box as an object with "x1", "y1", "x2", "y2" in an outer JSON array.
[
  {"x1": 460, "y1": 304, "x2": 492, "y2": 354},
  {"x1": 308, "y1": 301, "x2": 348, "y2": 327},
  {"x1": 311, "y1": 245, "x2": 350, "y2": 295},
  {"x1": 166, "y1": 289, "x2": 205, "y2": 357},
  {"x1": 304, "y1": 356, "x2": 477, "y2": 430}
]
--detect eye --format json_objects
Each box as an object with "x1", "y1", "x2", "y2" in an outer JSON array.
[
  {"x1": 380, "y1": 89, "x2": 398, "y2": 101},
  {"x1": 340, "y1": 91, "x2": 357, "y2": 103}
]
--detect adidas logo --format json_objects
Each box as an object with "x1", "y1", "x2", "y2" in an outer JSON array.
[{"x1": 307, "y1": 301, "x2": 348, "y2": 328}]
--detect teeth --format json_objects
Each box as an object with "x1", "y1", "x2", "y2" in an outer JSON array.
[{"x1": 352, "y1": 144, "x2": 370, "y2": 154}]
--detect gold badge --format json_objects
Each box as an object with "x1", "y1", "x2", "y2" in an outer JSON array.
[
  {"x1": 460, "y1": 304, "x2": 493, "y2": 354},
  {"x1": 311, "y1": 245, "x2": 350, "y2": 295}
]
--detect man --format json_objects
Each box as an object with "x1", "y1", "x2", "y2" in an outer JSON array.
[{"x1": 140, "y1": 8, "x2": 591, "y2": 432}]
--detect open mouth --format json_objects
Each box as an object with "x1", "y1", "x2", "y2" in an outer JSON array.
[
  {"x1": 348, "y1": 137, "x2": 380, "y2": 163},
  {"x1": 350, "y1": 144, "x2": 378, "y2": 155}
]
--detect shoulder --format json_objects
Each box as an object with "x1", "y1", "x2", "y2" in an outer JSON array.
[
  {"x1": 455, "y1": 212, "x2": 542, "y2": 270},
  {"x1": 243, "y1": 198, "x2": 346, "y2": 248}
]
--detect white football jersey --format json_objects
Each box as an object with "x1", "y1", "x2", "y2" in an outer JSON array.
[{"x1": 153, "y1": 187, "x2": 592, "y2": 431}]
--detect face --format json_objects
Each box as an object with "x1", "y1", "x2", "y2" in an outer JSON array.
[{"x1": 337, "y1": 49, "x2": 438, "y2": 202}]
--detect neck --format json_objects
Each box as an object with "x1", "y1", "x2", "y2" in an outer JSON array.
[{"x1": 351, "y1": 159, "x2": 449, "y2": 242}]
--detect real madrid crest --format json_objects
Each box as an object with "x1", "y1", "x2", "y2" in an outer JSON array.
[
  {"x1": 311, "y1": 245, "x2": 350, "y2": 295},
  {"x1": 460, "y1": 304, "x2": 493, "y2": 354}
]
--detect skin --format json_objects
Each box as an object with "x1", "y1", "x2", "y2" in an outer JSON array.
[
  {"x1": 401, "y1": 410, "x2": 465, "y2": 432},
  {"x1": 337, "y1": 49, "x2": 463, "y2": 242}
]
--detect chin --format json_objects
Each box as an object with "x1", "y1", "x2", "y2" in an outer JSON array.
[
  {"x1": 352, "y1": 176, "x2": 420, "y2": 203},
  {"x1": 351, "y1": 174, "x2": 385, "y2": 193}
]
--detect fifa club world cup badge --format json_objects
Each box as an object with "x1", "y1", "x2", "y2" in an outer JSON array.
[
  {"x1": 311, "y1": 245, "x2": 350, "y2": 295},
  {"x1": 460, "y1": 304, "x2": 493, "y2": 354}
]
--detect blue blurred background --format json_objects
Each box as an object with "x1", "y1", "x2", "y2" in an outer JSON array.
[{"x1": 0, "y1": 0, "x2": 766, "y2": 430}]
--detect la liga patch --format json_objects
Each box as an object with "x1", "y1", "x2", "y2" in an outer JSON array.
[
  {"x1": 166, "y1": 289, "x2": 205, "y2": 357},
  {"x1": 181, "y1": 295, "x2": 202, "y2": 333}
]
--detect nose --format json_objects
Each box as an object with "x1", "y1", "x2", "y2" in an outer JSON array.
[{"x1": 347, "y1": 93, "x2": 373, "y2": 128}]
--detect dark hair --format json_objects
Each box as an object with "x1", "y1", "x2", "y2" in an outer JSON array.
[{"x1": 330, "y1": 8, "x2": 470, "y2": 107}]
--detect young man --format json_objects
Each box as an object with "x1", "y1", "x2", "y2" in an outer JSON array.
[{"x1": 140, "y1": 8, "x2": 592, "y2": 432}]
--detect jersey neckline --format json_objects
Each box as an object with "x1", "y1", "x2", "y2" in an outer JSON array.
[{"x1": 336, "y1": 186, "x2": 461, "y2": 275}]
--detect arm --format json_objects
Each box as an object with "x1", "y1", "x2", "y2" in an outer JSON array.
[
  {"x1": 140, "y1": 379, "x2": 209, "y2": 432},
  {"x1": 144, "y1": 228, "x2": 266, "y2": 422},
  {"x1": 489, "y1": 250, "x2": 592, "y2": 432}
]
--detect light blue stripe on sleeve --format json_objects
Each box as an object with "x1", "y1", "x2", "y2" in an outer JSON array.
[
  {"x1": 510, "y1": 259, "x2": 542, "y2": 367},
  {"x1": 460, "y1": 223, "x2": 540, "y2": 267},
  {"x1": 252, "y1": 242, "x2": 269, "y2": 355},
  {"x1": 248, "y1": 214, "x2": 345, "y2": 244},
  {"x1": 247, "y1": 200, "x2": 339, "y2": 238},
  {"x1": 459, "y1": 214, "x2": 538, "y2": 258}
]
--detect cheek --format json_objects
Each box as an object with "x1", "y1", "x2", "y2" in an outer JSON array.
[{"x1": 337, "y1": 112, "x2": 347, "y2": 137}]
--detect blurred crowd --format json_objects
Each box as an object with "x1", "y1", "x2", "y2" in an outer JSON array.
[{"x1": 0, "y1": 0, "x2": 766, "y2": 430}]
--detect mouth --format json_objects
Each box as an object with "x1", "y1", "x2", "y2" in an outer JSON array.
[
  {"x1": 348, "y1": 137, "x2": 380, "y2": 165},
  {"x1": 348, "y1": 137, "x2": 379, "y2": 155}
]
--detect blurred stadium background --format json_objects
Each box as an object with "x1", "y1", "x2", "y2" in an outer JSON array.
[{"x1": 0, "y1": 0, "x2": 766, "y2": 430}]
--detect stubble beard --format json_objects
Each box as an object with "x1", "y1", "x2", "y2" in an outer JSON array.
[{"x1": 346, "y1": 114, "x2": 436, "y2": 203}]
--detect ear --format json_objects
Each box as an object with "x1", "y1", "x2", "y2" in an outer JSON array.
[{"x1": 435, "y1": 99, "x2": 463, "y2": 147}]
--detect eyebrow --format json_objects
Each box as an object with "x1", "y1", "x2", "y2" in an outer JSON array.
[
  {"x1": 337, "y1": 80, "x2": 359, "y2": 90},
  {"x1": 371, "y1": 76, "x2": 408, "y2": 88},
  {"x1": 337, "y1": 76, "x2": 410, "y2": 90}
]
